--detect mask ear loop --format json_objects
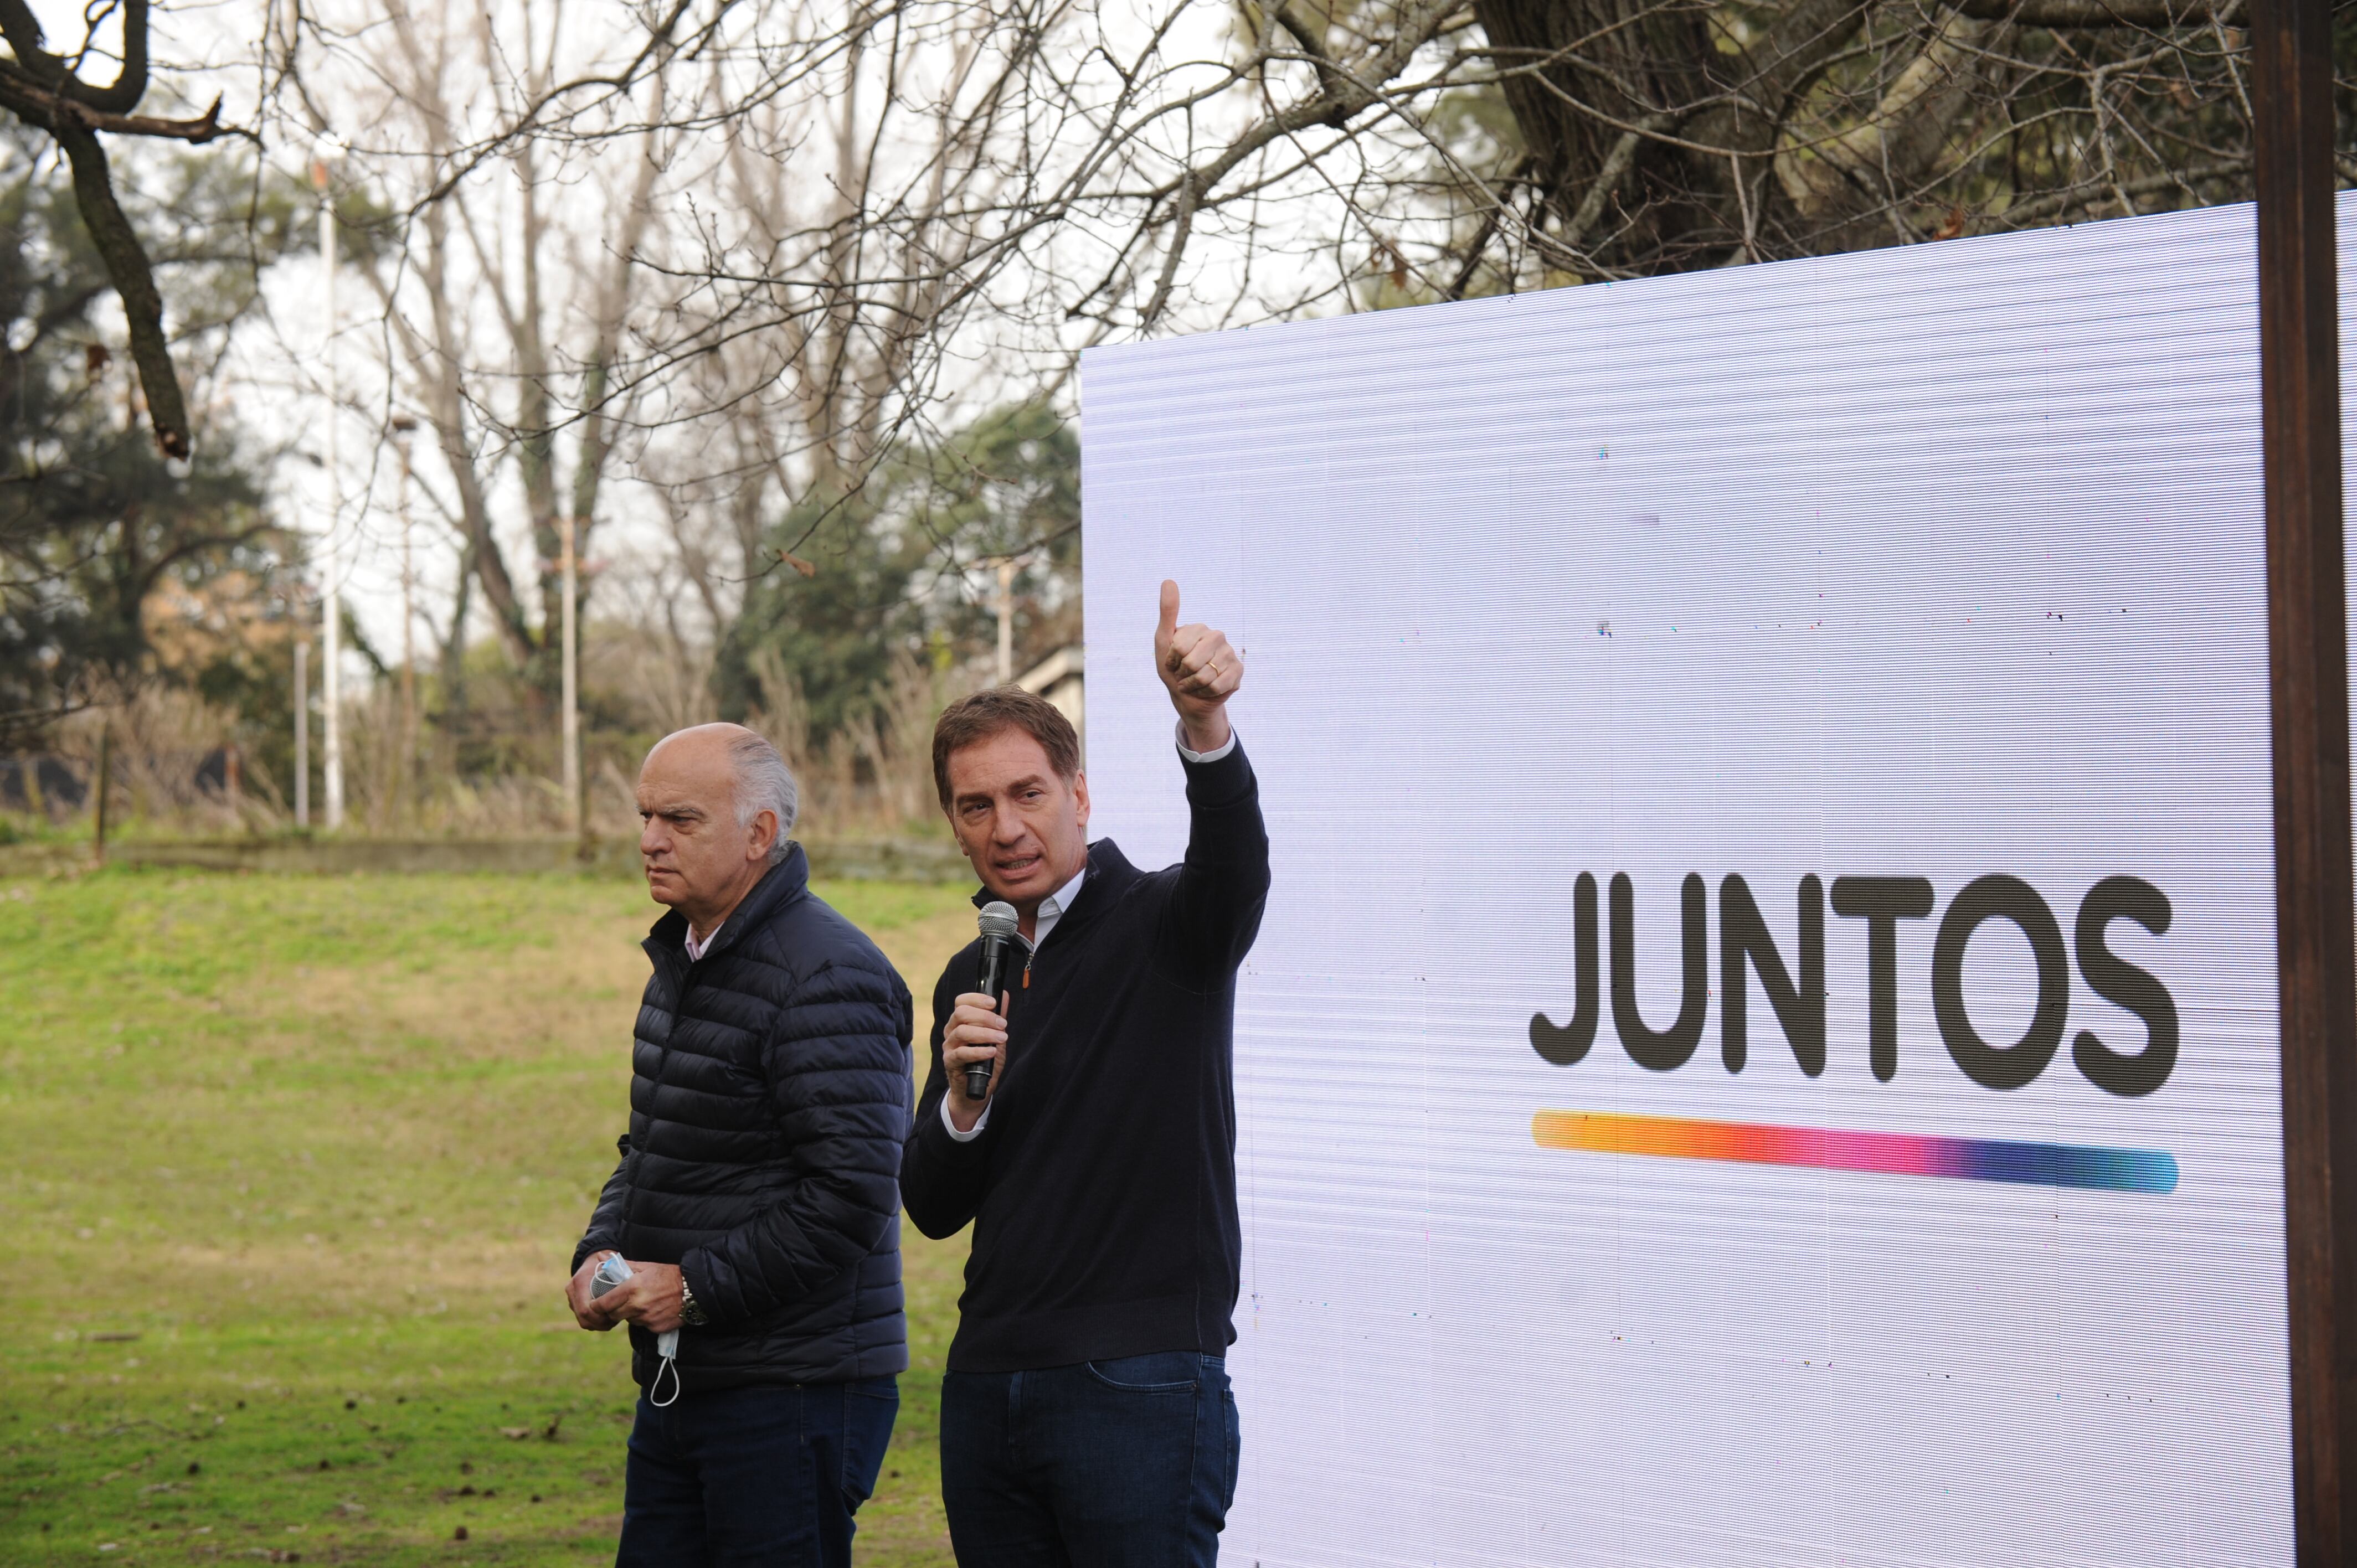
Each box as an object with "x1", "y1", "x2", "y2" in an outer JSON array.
[{"x1": 649, "y1": 1350, "x2": 681, "y2": 1408}]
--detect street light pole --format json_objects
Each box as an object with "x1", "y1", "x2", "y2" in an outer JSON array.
[
  {"x1": 313, "y1": 138, "x2": 345, "y2": 830},
  {"x1": 561, "y1": 514, "x2": 580, "y2": 839},
  {"x1": 392, "y1": 416, "x2": 419, "y2": 825}
]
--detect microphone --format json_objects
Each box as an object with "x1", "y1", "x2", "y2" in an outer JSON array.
[{"x1": 967, "y1": 901, "x2": 1020, "y2": 1102}]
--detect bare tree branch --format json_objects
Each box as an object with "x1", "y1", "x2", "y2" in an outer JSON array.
[
  {"x1": 0, "y1": 0, "x2": 256, "y2": 456},
  {"x1": 1953, "y1": 0, "x2": 2243, "y2": 25}
]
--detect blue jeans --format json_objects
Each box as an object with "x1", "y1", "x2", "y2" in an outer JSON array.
[
  {"x1": 616, "y1": 1378, "x2": 898, "y2": 1568},
  {"x1": 940, "y1": 1352, "x2": 1239, "y2": 1568}
]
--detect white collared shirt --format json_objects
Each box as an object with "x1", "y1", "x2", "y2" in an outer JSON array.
[
  {"x1": 1028, "y1": 862, "x2": 1089, "y2": 954},
  {"x1": 1174, "y1": 720, "x2": 1237, "y2": 767},
  {"x1": 685, "y1": 920, "x2": 723, "y2": 961},
  {"x1": 941, "y1": 724, "x2": 1236, "y2": 1142}
]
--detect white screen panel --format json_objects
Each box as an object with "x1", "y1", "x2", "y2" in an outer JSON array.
[{"x1": 1079, "y1": 197, "x2": 2329, "y2": 1566}]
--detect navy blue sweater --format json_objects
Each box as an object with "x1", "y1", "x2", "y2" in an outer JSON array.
[{"x1": 900, "y1": 741, "x2": 1270, "y2": 1373}]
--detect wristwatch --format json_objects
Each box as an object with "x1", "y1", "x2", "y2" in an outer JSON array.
[{"x1": 679, "y1": 1276, "x2": 709, "y2": 1328}]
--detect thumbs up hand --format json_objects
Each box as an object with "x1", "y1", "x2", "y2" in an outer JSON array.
[{"x1": 1154, "y1": 579, "x2": 1241, "y2": 754}]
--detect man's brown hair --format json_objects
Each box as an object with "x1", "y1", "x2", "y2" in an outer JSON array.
[{"x1": 932, "y1": 687, "x2": 1082, "y2": 810}]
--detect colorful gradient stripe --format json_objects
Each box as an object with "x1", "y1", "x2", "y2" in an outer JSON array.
[{"x1": 1531, "y1": 1109, "x2": 2179, "y2": 1194}]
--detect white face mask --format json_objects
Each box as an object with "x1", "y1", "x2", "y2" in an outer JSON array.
[{"x1": 591, "y1": 1255, "x2": 682, "y2": 1404}]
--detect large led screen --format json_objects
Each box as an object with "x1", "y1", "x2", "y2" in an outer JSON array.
[{"x1": 1077, "y1": 196, "x2": 2330, "y2": 1565}]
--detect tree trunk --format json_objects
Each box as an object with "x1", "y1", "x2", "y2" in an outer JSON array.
[{"x1": 1470, "y1": 0, "x2": 1996, "y2": 273}]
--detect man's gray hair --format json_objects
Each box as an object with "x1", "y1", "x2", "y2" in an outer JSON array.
[{"x1": 729, "y1": 730, "x2": 799, "y2": 864}]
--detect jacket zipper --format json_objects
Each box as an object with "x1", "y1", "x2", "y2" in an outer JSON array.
[{"x1": 626, "y1": 948, "x2": 690, "y2": 1234}]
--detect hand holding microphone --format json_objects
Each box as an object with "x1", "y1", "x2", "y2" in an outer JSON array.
[{"x1": 944, "y1": 901, "x2": 1020, "y2": 1132}]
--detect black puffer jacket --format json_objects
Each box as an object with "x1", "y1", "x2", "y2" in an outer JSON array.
[{"x1": 574, "y1": 847, "x2": 914, "y2": 1392}]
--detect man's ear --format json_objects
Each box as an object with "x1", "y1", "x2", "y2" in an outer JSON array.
[
  {"x1": 1072, "y1": 771, "x2": 1090, "y2": 832},
  {"x1": 747, "y1": 809, "x2": 780, "y2": 863}
]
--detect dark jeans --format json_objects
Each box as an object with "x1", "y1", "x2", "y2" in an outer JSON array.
[
  {"x1": 616, "y1": 1377, "x2": 898, "y2": 1568},
  {"x1": 940, "y1": 1352, "x2": 1239, "y2": 1568}
]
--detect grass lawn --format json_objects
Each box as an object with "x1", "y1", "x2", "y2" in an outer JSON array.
[{"x1": 0, "y1": 866, "x2": 979, "y2": 1566}]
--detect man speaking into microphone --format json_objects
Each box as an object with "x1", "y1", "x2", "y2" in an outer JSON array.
[{"x1": 902, "y1": 580, "x2": 1269, "y2": 1566}]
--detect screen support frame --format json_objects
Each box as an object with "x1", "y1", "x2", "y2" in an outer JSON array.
[{"x1": 2254, "y1": 0, "x2": 2355, "y2": 1557}]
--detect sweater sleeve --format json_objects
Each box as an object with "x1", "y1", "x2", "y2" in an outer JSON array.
[
  {"x1": 676, "y1": 957, "x2": 914, "y2": 1325},
  {"x1": 1160, "y1": 736, "x2": 1273, "y2": 986},
  {"x1": 899, "y1": 962, "x2": 993, "y2": 1240},
  {"x1": 570, "y1": 1133, "x2": 632, "y2": 1275}
]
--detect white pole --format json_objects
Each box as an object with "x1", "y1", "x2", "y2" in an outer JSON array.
[
  {"x1": 561, "y1": 515, "x2": 580, "y2": 837},
  {"x1": 316, "y1": 146, "x2": 344, "y2": 830},
  {"x1": 995, "y1": 558, "x2": 1015, "y2": 685},
  {"x1": 398, "y1": 432, "x2": 416, "y2": 822}
]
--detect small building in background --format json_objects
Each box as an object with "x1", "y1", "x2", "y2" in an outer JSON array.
[{"x1": 1016, "y1": 646, "x2": 1084, "y2": 761}]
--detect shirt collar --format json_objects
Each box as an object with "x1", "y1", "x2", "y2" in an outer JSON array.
[
  {"x1": 1030, "y1": 863, "x2": 1088, "y2": 948},
  {"x1": 685, "y1": 920, "x2": 722, "y2": 962}
]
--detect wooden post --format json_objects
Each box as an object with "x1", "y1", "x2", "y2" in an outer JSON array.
[
  {"x1": 2253, "y1": 0, "x2": 2356, "y2": 1556},
  {"x1": 90, "y1": 720, "x2": 109, "y2": 866},
  {"x1": 294, "y1": 636, "x2": 310, "y2": 830}
]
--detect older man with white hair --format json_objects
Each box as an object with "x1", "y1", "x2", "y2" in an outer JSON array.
[{"x1": 567, "y1": 722, "x2": 914, "y2": 1567}]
